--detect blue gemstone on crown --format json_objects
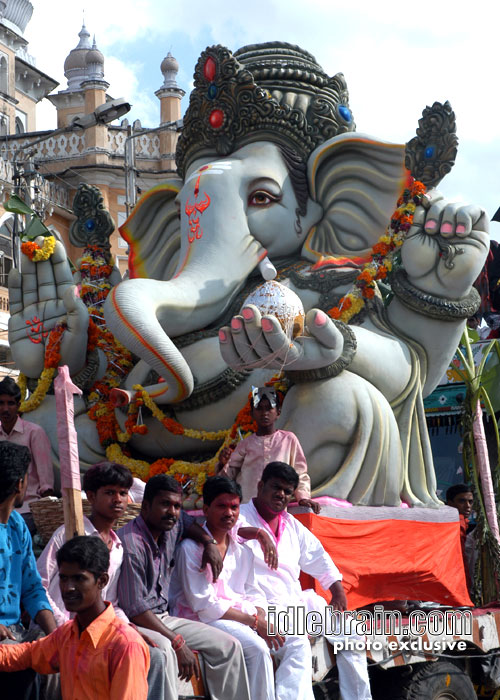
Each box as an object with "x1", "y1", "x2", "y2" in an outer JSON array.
[
  {"x1": 338, "y1": 105, "x2": 352, "y2": 122},
  {"x1": 85, "y1": 218, "x2": 96, "y2": 232},
  {"x1": 208, "y1": 84, "x2": 217, "y2": 100},
  {"x1": 425, "y1": 146, "x2": 435, "y2": 159}
]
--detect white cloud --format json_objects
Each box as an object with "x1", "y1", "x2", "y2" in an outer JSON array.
[{"x1": 22, "y1": 0, "x2": 500, "y2": 228}]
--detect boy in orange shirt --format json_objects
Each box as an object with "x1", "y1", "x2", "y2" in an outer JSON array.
[{"x1": 0, "y1": 536, "x2": 150, "y2": 700}]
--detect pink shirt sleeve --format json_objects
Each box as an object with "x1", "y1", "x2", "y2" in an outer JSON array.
[
  {"x1": 288, "y1": 433, "x2": 311, "y2": 501},
  {"x1": 28, "y1": 423, "x2": 54, "y2": 495},
  {"x1": 222, "y1": 439, "x2": 246, "y2": 481}
]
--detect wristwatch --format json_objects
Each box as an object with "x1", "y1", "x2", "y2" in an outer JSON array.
[{"x1": 204, "y1": 538, "x2": 217, "y2": 546}]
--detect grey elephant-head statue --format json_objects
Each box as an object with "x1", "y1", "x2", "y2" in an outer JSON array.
[{"x1": 105, "y1": 42, "x2": 407, "y2": 403}]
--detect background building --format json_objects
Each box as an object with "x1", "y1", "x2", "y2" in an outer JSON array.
[{"x1": 0, "y1": 1, "x2": 184, "y2": 375}]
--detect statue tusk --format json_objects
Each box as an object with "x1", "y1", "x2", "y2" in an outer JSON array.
[{"x1": 258, "y1": 256, "x2": 277, "y2": 281}]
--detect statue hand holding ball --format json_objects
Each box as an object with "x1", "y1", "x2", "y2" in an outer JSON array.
[{"x1": 219, "y1": 281, "x2": 345, "y2": 372}]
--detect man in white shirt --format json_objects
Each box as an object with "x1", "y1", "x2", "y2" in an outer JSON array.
[
  {"x1": 170, "y1": 475, "x2": 315, "y2": 700},
  {"x1": 239, "y1": 461, "x2": 373, "y2": 700}
]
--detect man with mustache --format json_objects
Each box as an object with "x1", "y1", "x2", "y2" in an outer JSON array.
[
  {"x1": 0, "y1": 535, "x2": 150, "y2": 699},
  {"x1": 170, "y1": 474, "x2": 313, "y2": 700},
  {"x1": 239, "y1": 461, "x2": 373, "y2": 700},
  {"x1": 0, "y1": 376, "x2": 53, "y2": 534},
  {"x1": 117, "y1": 473, "x2": 251, "y2": 700}
]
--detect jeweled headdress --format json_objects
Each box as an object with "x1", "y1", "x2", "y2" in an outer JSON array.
[{"x1": 175, "y1": 42, "x2": 355, "y2": 178}]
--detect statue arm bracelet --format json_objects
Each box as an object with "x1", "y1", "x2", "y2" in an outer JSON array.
[
  {"x1": 390, "y1": 268, "x2": 480, "y2": 321},
  {"x1": 285, "y1": 320, "x2": 357, "y2": 383}
]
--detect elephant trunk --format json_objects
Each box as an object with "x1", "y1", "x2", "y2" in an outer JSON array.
[{"x1": 104, "y1": 169, "x2": 267, "y2": 403}]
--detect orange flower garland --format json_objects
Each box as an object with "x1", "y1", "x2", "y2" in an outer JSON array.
[
  {"x1": 19, "y1": 323, "x2": 66, "y2": 413},
  {"x1": 20, "y1": 236, "x2": 56, "y2": 262},
  {"x1": 326, "y1": 177, "x2": 427, "y2": 323}
]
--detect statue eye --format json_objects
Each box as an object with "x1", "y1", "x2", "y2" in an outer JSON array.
[{"x1": 248, "y1": 190, "x2": 280, "y2": 207}]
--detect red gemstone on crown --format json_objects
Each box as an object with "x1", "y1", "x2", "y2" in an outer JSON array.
[
  {"x1": 209, "y1": 109, "x2": 224, "y2": 129},
  {"x1": 204, "y1": 57, "x2": 216, "y2": 81}
]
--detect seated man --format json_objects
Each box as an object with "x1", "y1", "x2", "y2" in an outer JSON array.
[
  {"x1": 239, "y1": 461, "x2": 373, "y2": 700},
  {"x1": 171, "y1": 475, "x2": 315, "y2": 700},
  {"x1": 0, "y1": 441, "x2": 56, "y2": 700},
  {"x1": 37, "y1": 461, "x2": 166, "y2": 699},
  {"x1": 0, "y1": 377, "x2": 54, "y2": 533},
  {"x1": 117, "y1": 473, "x2": 251, "y2": 700},
  {"x1": 0, "y1": 535, "x2": 150, "y2": 699}
]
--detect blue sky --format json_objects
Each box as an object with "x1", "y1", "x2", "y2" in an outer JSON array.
[{"x1": 24, "y1": 0, "x2": 500, "y2": 237}]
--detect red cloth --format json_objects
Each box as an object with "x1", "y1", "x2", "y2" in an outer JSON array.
[{"x1": 295, "y1": 513, "x2": 473, "y2": 608}]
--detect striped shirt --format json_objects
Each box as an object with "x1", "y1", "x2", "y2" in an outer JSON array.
[{"x1": 117, "y1": 512, "x2": 194, "y2": 618}]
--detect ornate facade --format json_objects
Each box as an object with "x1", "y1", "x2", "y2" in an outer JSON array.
[{"x1": 0, "y1": 4, "x2": 184, "y2": 375}]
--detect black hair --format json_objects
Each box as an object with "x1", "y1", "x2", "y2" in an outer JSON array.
[
  {"x1": 143, "y1": 474, "x2": 182, "y2": 503},
  {"x1": 203, "y1": 475, "x2": 242, "y2": 506},
  {"x1": 0, "y1": 376, "x2": 21, "y2": 402},
  {"x1": 261, "y1": 461, "x2": 299, "y2": 489},
  {"x1": 446, "y1": 483, "x2": 473, "y2": 502},
  {"x1": 56, "y1": 535, "x2": 110, "y2": 580},
  {"x1": 82, "y1": 461, "x2": 133, "y2": 493},
  {"x1": 0, "y1": 442, "x2": 31, "y2": 502}
]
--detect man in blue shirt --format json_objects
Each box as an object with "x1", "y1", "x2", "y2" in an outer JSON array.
[{"x1": 0, "y1": 441, "x2": 56, "y2": 699}]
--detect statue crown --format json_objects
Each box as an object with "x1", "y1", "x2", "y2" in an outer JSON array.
[{"x1": 175, "y1": 42, "x2": 356, "y2": 177}]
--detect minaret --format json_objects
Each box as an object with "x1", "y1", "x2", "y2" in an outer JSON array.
[
  {"x1": 51, "y1": 23, "x2": 93, "y2": 128},
  {"x1": 155, "y1": 52, "x2": 185, "y2": 170},
  {"x1": 81, "y1": 37, "x2": 109, "y2": 160}
]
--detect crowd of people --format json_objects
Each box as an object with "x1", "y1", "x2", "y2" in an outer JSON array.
[{"x1": 0, "y1": 377, "x2": 473, "y2": 699}]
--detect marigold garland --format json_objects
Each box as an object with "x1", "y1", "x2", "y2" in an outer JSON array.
[
  {"x1": 19, "y1": 323, "x2": 66, "y2": 412},
  {"x1": 18, "y1": 182, "x2": 427, "y2": 492},
  {"x1": 325, "y1": 178, "x2": 426, "y2": 323},
  {"x1": 21, "y1": 236, "x2": 57, "y2": 262}
]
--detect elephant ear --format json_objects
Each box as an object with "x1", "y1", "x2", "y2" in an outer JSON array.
[
  {"x1": 120, "y1": 179, "x2": 182, "y2": 281},
  {"x1": 303, "y1": 133, "x2": 408, "y2": 263}
]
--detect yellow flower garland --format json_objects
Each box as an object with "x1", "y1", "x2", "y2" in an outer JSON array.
[
  {"x1": 21, "y1": 236, "x2": 57, "y2": 262},
  {"x1": 19, "y1": 368, "x2": 56, "y2": 412},
  {"x1": 133, "y1": 384, "x2": 230, "y2": 442}
]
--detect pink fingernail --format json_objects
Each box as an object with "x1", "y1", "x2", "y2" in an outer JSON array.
[
  {"x1": 314, "y1": 310, "x2": 327, "y2": 327},
  {"x1": 261, "y1": 318, "x2": 273, "y2": 332},
  {"x1": 440, "y1": 222, "x2": 452, "y2": 234},
  {"x1": 242, "y1": 307, "x2": 254, "y2": 320},
  {"x1": 425, "y1": 219, "x2": 437, "y2": 231},
  {"x1": 231, "y1": 318, "x2": 242, "y2": 330},
  {"x1": 456, "y1": 224, "x2": 466, "y2": 234},
  {"x1": 219, "y1": 329, "x2": 227, "y2": 342}
]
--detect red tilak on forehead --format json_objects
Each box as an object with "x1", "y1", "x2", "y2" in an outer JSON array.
[
  {"x1": 185, "y1": 171, "x2": 211, "y2": 243},
  {"x1": 194, "y1": 175, "x2": 201, "y2": 197}
]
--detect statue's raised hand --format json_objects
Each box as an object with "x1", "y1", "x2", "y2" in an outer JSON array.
[
  {"x1": 219, "y1": 305, "x2": 344, "y2": 371},
  {"x1": 8, "y1": 241, "x2": 89, "y2": 378},
  {"x1": 401, "y1": 191, "x2": 489, "y2": 299}
]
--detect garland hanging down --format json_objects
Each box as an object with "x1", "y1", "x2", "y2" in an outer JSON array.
[
  {"x1": 16, "y1": 179, "x2": 425, "y2": 492},
  {"x1": 325, "y1": 177, "x2": 426, "y2": 323}
]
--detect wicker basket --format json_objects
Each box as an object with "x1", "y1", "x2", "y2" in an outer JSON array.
[{"x1": 30, "y1": 497, "x2": 141, "y2": 545}]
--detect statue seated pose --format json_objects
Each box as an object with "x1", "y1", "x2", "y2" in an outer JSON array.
[{"x1": 8, "y1": 42, "x2": 489, "y2": 507}]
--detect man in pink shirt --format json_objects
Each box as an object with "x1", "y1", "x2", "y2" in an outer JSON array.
[{"x1": 0, "y1": 377, "x2": 53, "y2": 533}]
